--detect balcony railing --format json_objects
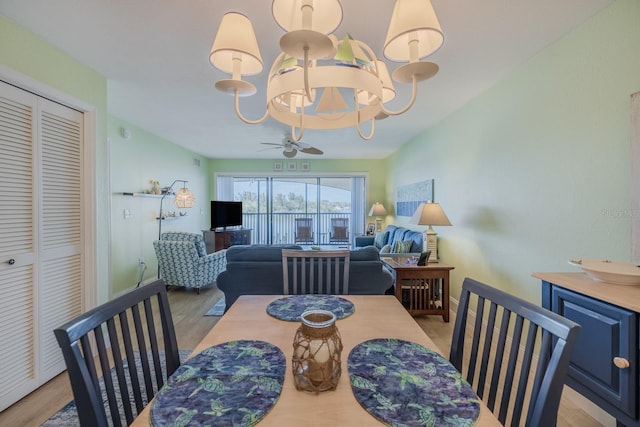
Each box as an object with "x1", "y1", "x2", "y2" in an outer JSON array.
[{"x1": 242, "y1": 212, "x2": 353, "y2": 245}]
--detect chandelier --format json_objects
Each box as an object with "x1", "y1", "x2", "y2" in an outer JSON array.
[{"x1": 209, "y1": 0, "x2": 444, "y2": 141}]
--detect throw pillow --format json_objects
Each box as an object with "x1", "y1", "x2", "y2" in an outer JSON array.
[
  {"x1": 392, "y1": 240, "x2": 413, "y2": 253},
  {"x1": 380, "y1": 244, "x2": 392, "y2": 254},
  {"x1": 374, "y1": 231, "x2": 388, "y2": 249}
]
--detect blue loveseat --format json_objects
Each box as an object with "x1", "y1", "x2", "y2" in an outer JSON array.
[
  {"x1": 355, "y1": 225, "x2": 424, "y2": 257},
  {"x1": 217, "y1": 245, "x2": 393, "y2": 311}
]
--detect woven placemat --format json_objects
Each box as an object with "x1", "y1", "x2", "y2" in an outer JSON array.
[
  {"x1": 151, "y1": 340, "x2": 285, "y2": 427},
  {"x1": 348, "y1": 338, "x2": 480, "y2": 427},
  {"x1": 266, "y1": 294, "x2": 355, "y2": 321}
]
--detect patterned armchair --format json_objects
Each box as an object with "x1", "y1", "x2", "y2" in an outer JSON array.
[{"x1": 153, "y1": 232, "x2": 226, "y2": 294}]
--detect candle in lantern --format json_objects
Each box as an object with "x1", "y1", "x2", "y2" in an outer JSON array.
[{"x1": 309, "y1": 339, "x2": 330, "y2": 363}]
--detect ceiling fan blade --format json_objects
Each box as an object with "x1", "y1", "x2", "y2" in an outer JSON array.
[
  {"x1": 292, "y1": 141, "x2": 311, "y2": 149},
  {"x1": 261, "y1": 142, "x2": 283, "y2": 146},
  {"x1": 283, "y1": 148, "x2": 297, "y2": 158},
  {"x1": 300, "y1": 147, "x2": 323, "y2": 155}
]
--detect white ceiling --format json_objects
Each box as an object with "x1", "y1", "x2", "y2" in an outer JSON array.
[{"x1": 1, "y1": 0, "x2": 614, "y2": 159}]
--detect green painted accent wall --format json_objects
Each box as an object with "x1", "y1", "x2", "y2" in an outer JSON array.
[
  {"x1": 0, "y1": 15, "x2": 110, "y2": 302},
  {"x1": 208, "y1": 158, "x2": 389, "y2": 227},
  {"x1": 388, "y1": 0, "x2": 640, "y2": 304},
  {"x1": 109, "y1": 116, "x2": 210, "y2": 294}
]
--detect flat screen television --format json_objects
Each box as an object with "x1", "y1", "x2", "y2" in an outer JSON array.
[{"x1": 211, "y1": 201, "x2": 243, "y2": 230}]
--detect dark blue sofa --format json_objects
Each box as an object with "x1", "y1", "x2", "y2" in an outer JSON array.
[{"x1": 217, "y1": 245, "x2": 393, "y2": 311}]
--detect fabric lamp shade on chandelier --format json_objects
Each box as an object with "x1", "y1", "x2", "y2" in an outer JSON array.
[{"x1": 209, "y1": 0, "x2": 444, "y2": 141}]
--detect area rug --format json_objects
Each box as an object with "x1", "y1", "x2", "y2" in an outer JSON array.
[
  {"x1": 42, "y1": 349, "x2": 191, "y2": 426},
  {"x1": 205, "y1": 296, "x2": 226, "y2": 316}
]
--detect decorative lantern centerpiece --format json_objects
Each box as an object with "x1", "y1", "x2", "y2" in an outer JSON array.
[{"x1": 292, "y1": 310, "x2": 343, "y2": 392}]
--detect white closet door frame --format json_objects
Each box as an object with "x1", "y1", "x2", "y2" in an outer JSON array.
[{"x1": 0, "y1": 65, "x2": 99, "y2": 313}]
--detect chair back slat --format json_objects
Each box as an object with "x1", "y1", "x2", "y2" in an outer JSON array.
[
  {"x1": 450, "y1": 278, "x2": 580, "y2": 427},
  {"x1": 54, "y1": 280, "x2": 180, "y2": 427},
  {"x1": 477, "y1": 301, "x2": 498, "y2": 397},
  {"x1": 282, "y1": 250, "x2": 350, "y2": 295},
  {"x1": 487, "y1": 308, "x2": 511, "y2": 410},
  {"x1": 466, "y1": 296, "x2": 485, "y2": 387}
]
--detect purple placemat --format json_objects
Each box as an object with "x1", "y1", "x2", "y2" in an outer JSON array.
[
  {"x1": 266, "y1": 294, "x2": 355, "y2": 321},
  {"x1": 348, "y1": 338, "x2": 480, "y2": 427},
  {"x1": 150, "y1": 340, "x2": 285, "y2": 427}
]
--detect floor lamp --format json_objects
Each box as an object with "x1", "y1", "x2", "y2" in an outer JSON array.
[
  {"x1": 410, "y1": 201, "x2": 451, "y2": 262},
  {"x1": 157, "y1": 180, "x2": 195, "y2": 279},
  {"x1": 157, "y1": 180, "x2": 196, "y2": 240}
]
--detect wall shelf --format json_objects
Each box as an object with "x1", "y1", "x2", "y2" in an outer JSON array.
[
  {"x1": 156, "y1": 216, "x2": 187, "y2": 221},
  {"x1": 122, "y1": 192, "x2": 173, "y2": 198}
]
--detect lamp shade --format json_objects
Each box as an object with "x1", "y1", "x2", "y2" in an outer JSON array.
[
  {"x1": 210, "y1": 12, "x2": 263, "y2": 75},
  {"x1": 272, "y1": 0, "x2": 343, "y2": 34},
  {"x1": 357, "y1": 60, "x2": 396, "y2": 105},
  {"x1": 383, "y1": 0, "x2": 444, "y2": 62},
  {"x1": 410, "y1": 201, "x2": 451, "y2": 226},
  {"x1": 369, "y1": 202, "x2": 387, "y2": 217},
  {"x1": 174, "y1": 187, "x2": 196, "y2": 209}
]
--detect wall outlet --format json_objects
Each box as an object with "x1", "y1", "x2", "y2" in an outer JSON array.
[{"x1": 139, "y1": 257, "x2": 145, "y2": 265}]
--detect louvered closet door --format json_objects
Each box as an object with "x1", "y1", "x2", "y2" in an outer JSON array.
[
  {"x1": 0, "y1": 82, "x2": 38, "y2": 410},
  {"x1": 0, "y1": 81, "x2": 84, "y2": 410},
  {"x1": 38, "y1": 98, "x2": 83, "y2": 379}
]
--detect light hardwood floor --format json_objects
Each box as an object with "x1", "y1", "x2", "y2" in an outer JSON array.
[{"x1": 0, "y1": 287, "x2": 603, "y2": 426}]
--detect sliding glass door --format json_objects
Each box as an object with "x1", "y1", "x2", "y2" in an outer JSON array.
[{"x1": 217, "y1": 175, "x2": 366, "y2": 245}]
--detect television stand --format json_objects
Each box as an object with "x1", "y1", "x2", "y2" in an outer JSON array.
[{"x1": 202, "y1": 229, "x2": 251, "y2": 253}]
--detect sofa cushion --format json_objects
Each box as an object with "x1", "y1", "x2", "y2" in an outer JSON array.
[
  {"x1": 380, "y1": 244, "x2": 392, "y2": 254},
  {"x1": 225, "y1": 244, "x2": 302, "y2": 262},
  {"x1": 392, "y1": 240, "x2": 414, "y2": 253},
  {"x1": 349, "y1": 245, "x2": 380, "y2": 261},
  {"x1": 374, "y1": 231, "x2": 388, "y2": 249},
  {"x1": 402, "y1": 230, "x2": 424, "y2": 253}
]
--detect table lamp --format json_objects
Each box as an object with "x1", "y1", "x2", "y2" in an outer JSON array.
[
  {"x1": 368, "y1": 202, "x2": 387, "y2": 233},
  {"x1": 410, "y1": 201, "x2": 451, "y2": 262}
]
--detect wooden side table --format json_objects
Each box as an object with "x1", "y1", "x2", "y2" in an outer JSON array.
[{"x1": 382, "y1": 258, "x2": 454, "y2": 322}]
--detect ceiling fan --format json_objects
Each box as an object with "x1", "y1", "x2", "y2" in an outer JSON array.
[{"x1": 261, "y1": 136, "x2": 323, "y2": 158}]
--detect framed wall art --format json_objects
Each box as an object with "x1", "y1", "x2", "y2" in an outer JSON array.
[{"x1": 396, "y1": 179, "x2": 434, "y2": 217}]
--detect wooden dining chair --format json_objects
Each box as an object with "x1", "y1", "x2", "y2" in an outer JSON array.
[
  {"x1": 282, "y1": 249, "x2": 350, "y2": 294},
  {"x1": 449, "y1": 277, "x2": 580, "y2": 427},
  {"x1": 54, "y1": 279, "x2": 180, "y2": 427}
]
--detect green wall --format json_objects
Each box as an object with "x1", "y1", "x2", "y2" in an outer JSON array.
[
  {"x1": 0, "y1": 15, "x2": 110, "y2": 302},
  {"x1": 388, "y1": 0, "x2": 640, "y2": 303},
  {"x1": 109, "y1": 116, "x2": 210, "y2": 293},
  {"x1": 208, "y1": 158, "x2": 389, "y2": 227}
]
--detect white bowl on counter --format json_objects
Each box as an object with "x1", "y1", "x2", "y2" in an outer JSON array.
[{"x1": 568, "y1": 258, "x2": 640, "y2": 285}]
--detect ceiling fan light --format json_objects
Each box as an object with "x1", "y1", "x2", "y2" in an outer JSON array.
[
  {"x1": 210, "y1": 12, "x2": 263, "y2": 76},
  {"x1": 383, "y1": 0, "x2": 444, "y2": 62},
  {"x1": 272, "y1": 0, "x2": 343, "y2": 34}
]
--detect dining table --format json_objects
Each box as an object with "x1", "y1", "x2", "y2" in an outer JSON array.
[{"x1": 131, "y1": 295, "x2": 502, "y2": 426}]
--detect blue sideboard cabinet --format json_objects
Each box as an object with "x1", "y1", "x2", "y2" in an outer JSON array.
[{"x1": 535, "y1": 272, "x2": 639, "y2": 427}]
